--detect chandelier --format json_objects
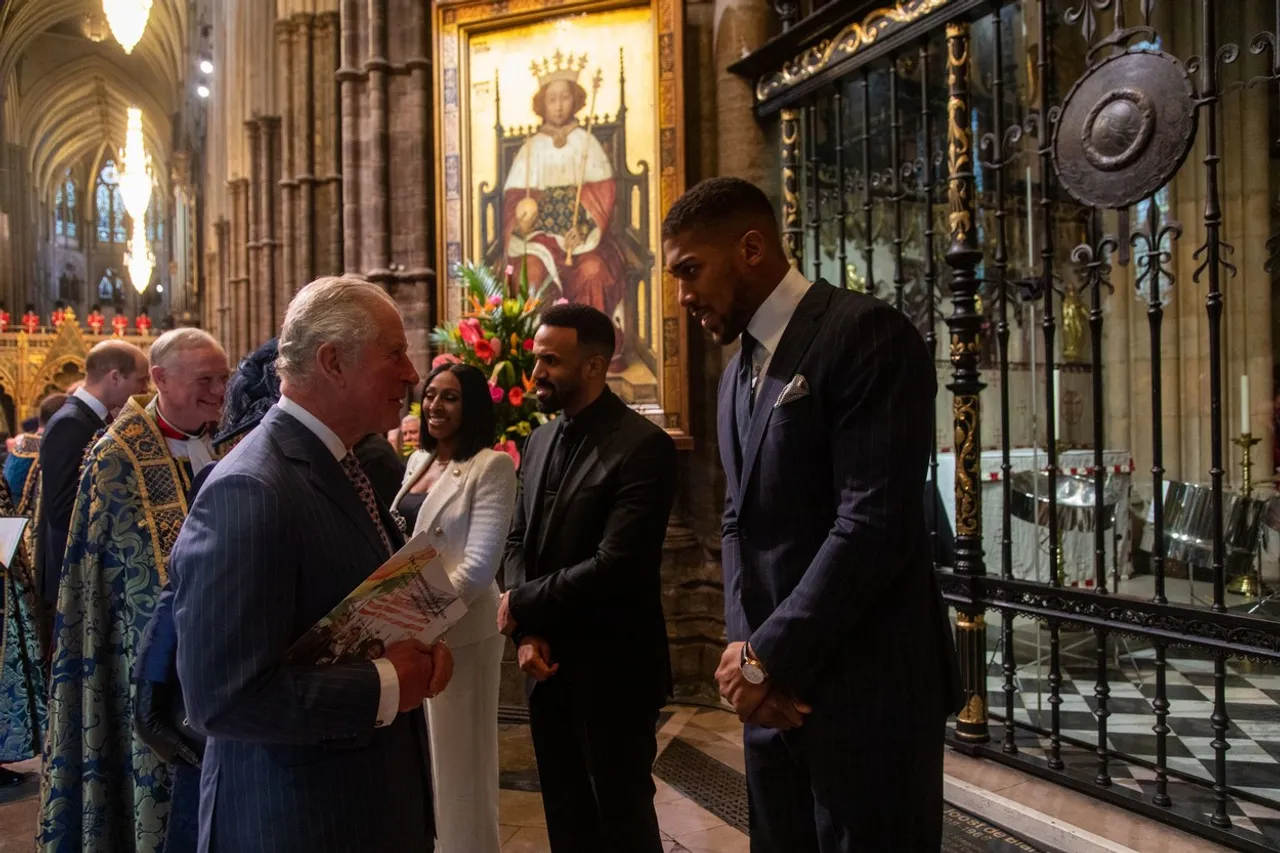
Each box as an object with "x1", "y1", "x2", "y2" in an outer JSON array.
[
  {"x1": 125, "y1": 224, "x2": 154, "y2": 293},
  {"x1": 102, "y1": 0, "x2": 153, "y2": 55},
  {"x1": 118, "y1": 107, "x2": 152, "y2": 222}
]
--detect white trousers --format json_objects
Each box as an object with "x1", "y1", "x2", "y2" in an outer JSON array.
[{"x1": 427, "y1": 632, "x2": 505, "y2": 853}]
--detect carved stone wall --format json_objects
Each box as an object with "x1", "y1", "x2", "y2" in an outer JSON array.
[{"x1": 337, "y1": 0, "x2": 435, "y2": 373}]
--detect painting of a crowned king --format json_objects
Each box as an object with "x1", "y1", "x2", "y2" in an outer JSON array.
[{"x1": 473, "y1": 11, "x2": 659, "y2": 396}]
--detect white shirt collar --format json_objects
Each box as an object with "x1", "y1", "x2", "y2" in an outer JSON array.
[
  {"x1": 277, "y1": 395, "x2": 347, "y2": 460},
  {"x1": 72, "y1": 387, "x2": 109, "y2": 421},
  {"x1": 746, "y1": 265, "x2": 813, "y2": 357}
]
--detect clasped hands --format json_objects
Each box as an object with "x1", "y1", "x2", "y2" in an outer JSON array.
[
  {"x1": 385, "y1": 640, "x2": 454, "y2": 713},
  {"x1": 715, "y1": 641, "x2": 811, "y2": 730},
  {"x1": 498, "y1": 591, "x2": 559, "y2": 682}
]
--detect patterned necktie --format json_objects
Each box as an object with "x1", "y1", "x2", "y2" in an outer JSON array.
[{"x1": 341, "y1": 452, "x2": 393, "y2": 556}]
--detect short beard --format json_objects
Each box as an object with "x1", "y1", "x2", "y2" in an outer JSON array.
[{"x1": 536, "y1": 389, "x2": 563, "y2": 414}]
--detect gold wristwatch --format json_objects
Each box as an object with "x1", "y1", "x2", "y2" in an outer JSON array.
[{"x1": 740, "y1": 642, "x2": 768, "y2": 685}]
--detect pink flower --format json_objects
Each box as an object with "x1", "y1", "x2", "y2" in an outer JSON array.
[
  {"x1": 431, "y1": 353, "x2": 461, "y2": 368},
  {"x1": 496, "y1": 438, "x2": 521, "y2": 470},
  {"x1": 554, "y1": 298, "x2": 569, "y2": 306},
  {"x1": 489, "y1": 383, "x2": 504, "y2": 403},
  {"x1": 458, "y1": 318, "x2": 483, "y2": 345},
  {"x1": 488, "y1": 337, "x2": 503, "y2": 357},
  {"x1": 508, "y1": 387, "x2": 524, "y2": 407},
  {"x1": 487, "y1": 295, "x2": 503, "y2": 308}
]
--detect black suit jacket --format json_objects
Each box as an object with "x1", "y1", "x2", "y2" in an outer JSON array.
[
  {"x1": 718, "y1": 281, "x2": 962, "y2": 741},
  {"x1": 503, "y1": 389, "x2": 676, "y2": 709},
  {"x1": 37, "y1": 396, "x2": 106, "y2": 606}
]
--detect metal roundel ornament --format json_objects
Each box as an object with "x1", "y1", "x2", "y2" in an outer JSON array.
[{"x1": 1052, "y1": 48, "x2": 1198, "y2": 210}]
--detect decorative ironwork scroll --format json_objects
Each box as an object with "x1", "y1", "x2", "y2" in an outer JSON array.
[
  {"x1": 756, "y1": 0, "x2": 955, "y2": 104},
  {"x1": 781, "y1": 108, "x2": 804, "y2": 266}
]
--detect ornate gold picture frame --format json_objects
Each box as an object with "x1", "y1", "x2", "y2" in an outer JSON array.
[{"x1": 434, "y1": 0, "x2": 690, "y2": 446}]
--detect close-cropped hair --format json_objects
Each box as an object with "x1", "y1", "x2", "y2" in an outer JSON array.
[{"x1": 660, "y1": 176, "x2": 778, "y2": 241}]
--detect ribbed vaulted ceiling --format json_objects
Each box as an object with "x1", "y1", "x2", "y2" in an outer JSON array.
[{"x1": 0, "y1": 0, "x2": 187, "y2": 199}]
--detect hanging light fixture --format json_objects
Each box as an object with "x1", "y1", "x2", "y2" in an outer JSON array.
[
  {"x1": 102, "y1": 0, "x2": 153, "y2": 55},
  {"x1": 125, "y1": 223, "x2": 154, "y2": 293},
  {"x1": 118, "y1": 107, "x2": 152, "y2": 223}
]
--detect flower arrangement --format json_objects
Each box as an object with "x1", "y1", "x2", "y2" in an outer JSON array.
[{"x1": 429, "y1": 261, "x2": 548, "y2": 468}]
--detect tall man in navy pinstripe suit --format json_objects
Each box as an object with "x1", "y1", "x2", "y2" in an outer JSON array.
[
  {"x1": 171, "y1": 277, "x2": 453, "y2": 853},
  {"x1": 663, "y1": 178, "x2": 962, "y2": 852}
]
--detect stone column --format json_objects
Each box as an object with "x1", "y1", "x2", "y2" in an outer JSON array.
[
  {"x1": 364, "y1": 0, "x2": 391, "y2": 283},
  {"x1": 714, "y1": 0, "x2": 772, "y2": 185},
  {"x1": 321, "y1": 11, "x2": 343, "y2": 277},
  {"x1": 295, "y1": 13, "x2": 317, "y2": 285},
  {"x1": 245, "y1": 119, "x2": 263, "y2": 348},
  {"x1": 278, "y1": 17, "x2": 298, "y2": 301},
  {"x1": 338, "y1": 0, "x2": 362, "y2": 274},
  {"x1": 262, "y1": 115, "x2": 282, "y2": 335},
  {"x1": 214, "y1": 218, "x2": 230, "y2": 347}
]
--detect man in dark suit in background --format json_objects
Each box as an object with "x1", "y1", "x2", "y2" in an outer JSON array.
[
  {"x1": 662, "y1": 177, "x2": 961, "y2": 852},
  {"x1": 171, "y1": 277, "x2": 451, "y2": 852},
  {"x1": 37, "y1": 340, "x2": 148, "y2": 614},
  {"x1": 498, "y1": 303, "x2": 677, "y2": 853}
]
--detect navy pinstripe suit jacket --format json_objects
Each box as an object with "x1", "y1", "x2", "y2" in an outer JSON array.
[
  {"x1": 718, "y1": 281, "x2": 962, "y2": 744},
  {"x1": 171, "y1": 406, "x2": 434, "y2": 853}
]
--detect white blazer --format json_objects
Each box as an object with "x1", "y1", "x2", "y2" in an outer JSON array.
[{"x1": 393, "y1": 447, "x2": 517, "y2": 648}]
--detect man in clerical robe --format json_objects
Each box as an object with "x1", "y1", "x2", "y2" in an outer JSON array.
[
  {"x1": 38, "y1": 328, "x2": 229, "y2": 853},
  {"x1": 0, "y1": 475, "x2": 47, "y2": 788},
  {"x1": 3, "y1": 394, "x2": 69, "y2": 518},
  {"x1": 503, "y1": 54, "x2": 626, "y2": 367}
]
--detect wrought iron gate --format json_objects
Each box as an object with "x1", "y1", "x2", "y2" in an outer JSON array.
[{"x1": 733, "y1": 1, "x2": 1280, "y2": 848}]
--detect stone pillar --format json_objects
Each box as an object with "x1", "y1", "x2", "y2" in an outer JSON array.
[
  {"x1": 295, "y1": 13, "x2": 317, "y2": 285},
  {"x1": 261, "y1": 116, "x2": 281, "y2": 335},
  {"x1": 214, "y1": 218, "x2": 230, "y2": 347},
  {"x1": 320, "y1": 10, "x2": 343, "y2": 279},
  {"x1": 245, "y1": 119, "x2": 263, "y2": 349},
  {"x1": 943, "y1": 21, "x2": 988, "y2": 745},
  {"x1": 714, "y1": 0, "x2": 772, "y2": 186},
  {"x1": 235, "y1": 176, "x2": 253, "y2": 357},
  {"x1": 338, "y1": 0, "x2": 362, "y2": 275},
  {"x1": 278, "y1": 17, "x2": 297, "y2": 301},
  {"x1": 364, "y1": 0, "x2": 391, "y2": 282}
]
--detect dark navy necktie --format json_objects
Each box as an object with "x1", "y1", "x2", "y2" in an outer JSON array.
[{"x1": 737, "y1": 332, "x2": 758, "y2": 449}]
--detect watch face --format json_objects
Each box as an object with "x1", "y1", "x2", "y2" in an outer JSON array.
[{"x1": 741, "y1": 662, "x2": 766, "y2": 685}]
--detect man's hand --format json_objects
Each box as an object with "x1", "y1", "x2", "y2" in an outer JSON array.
[
  {"x1": 715, "y1": 641, "x2": 769, "y2": 722},
  {"x1": 497, "y1": 591, "x2": 517, "y2": 635},
  {"x1": 563, "y1": 228, "x2": 583, "y2": 254},
  {"x1": 425, "y1": 642, "x2": 454, "y2": 698},
  {"x1": 746, "y1": 688, "x2": 812, "y2": 731},
  {"x1": 385, "y1": 639, "x2": 437, "y2": 713},
  {"x1": 517, "y1": 635, "x2": 559, "y2": 681}
]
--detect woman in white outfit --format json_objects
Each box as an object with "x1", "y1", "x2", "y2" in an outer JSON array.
[{"x1": 392, "y1": 362, "x2": 516, "y2": 853}]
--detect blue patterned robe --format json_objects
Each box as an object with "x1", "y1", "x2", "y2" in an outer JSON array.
[
  {"x1": 3, "y1": 433, "x2": 40, "y2": 512},
  {"x1": 38, "y1": 396, "x2": 199, "y2": 853},
  {"x1": 0, "y1": 476, "x2": 47, "y2": 763}
]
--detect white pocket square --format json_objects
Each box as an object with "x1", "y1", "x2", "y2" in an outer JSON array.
[{"x1": 774, "y1": 374, "x2": 810, "y2": 408}]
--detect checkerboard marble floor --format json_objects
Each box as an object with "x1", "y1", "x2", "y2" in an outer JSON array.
[{"x1": 985, "y1": 624, "x2": 1280, "y2": 845}]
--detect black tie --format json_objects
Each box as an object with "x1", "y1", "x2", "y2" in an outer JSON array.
[
  {"x1": 737, "y1": 332, "x2": 758, "y2": 448},
  {"x1": 544, "y1": 419, "x2": 575, "y2": 500}
]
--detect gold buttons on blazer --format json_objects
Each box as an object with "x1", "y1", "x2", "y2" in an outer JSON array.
[
  {"x1": 434, "y1": 527, "x2": 444, "y2": 536},
  {"x1": 452, "y1": 468, "x2": 461, "y2": 477}
]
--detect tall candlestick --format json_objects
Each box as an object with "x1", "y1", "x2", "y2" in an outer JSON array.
[
  {"x1": 1053, "y1": 367, "x2": 1062, "y2": 443},
  {"x1": 1026, "y1": 167, "x2": 1035, "y2": 272},
  {"x1": 1240, "y1": 374, "x2": 1250, "y2": 435}
]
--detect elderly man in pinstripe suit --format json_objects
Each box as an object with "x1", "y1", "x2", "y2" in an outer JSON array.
[
  {"x1": 171, "y1": 277, "x2": 452, "y2": 853},
  {"x1": 663, "y1": 178, "x2": 962, "y2": 853}
]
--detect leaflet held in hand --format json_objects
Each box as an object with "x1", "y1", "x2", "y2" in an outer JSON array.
[{"x1": 287, "y1": 530, "x2": 467, "y2": 665}]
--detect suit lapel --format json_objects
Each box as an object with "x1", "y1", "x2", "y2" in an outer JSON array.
[
  {"x1": 523, "y1": 426, "x2": 557, "y2": 556},
  {"x1": 736, "y1": 281, "x2": 833, "y2": 506},
  {"x1": 537, "y1": 413, "x2": 620, "y2": 563},
  {"x1": 267, "y1": 409, "x2": 389, "y2": 559},
  {"x1": 413, "y1": 453, "x2": 469, "y2": 534}
]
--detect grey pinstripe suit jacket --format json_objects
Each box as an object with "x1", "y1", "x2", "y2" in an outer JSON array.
[
  {"x1": 718, "y1": 281, "x2": 962, "y2": 744},
  {"x1": 171, "y1": 406, "x2": 434, "y2": 853}
]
